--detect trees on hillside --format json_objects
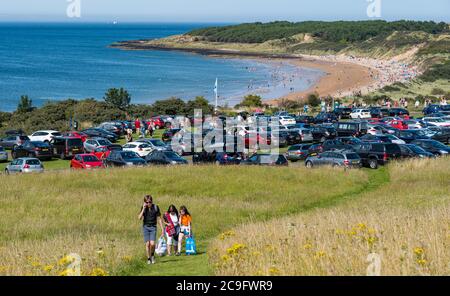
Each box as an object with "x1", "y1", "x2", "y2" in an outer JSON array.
[
  {"x1": 17, "y1": 95, "x2": 34, "y2": 113},
  {"x1": 103, "y1": 88, "x2": 131, "y2": 110}
]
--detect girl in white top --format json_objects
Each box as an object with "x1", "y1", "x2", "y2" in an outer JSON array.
[{"x1": 163, "y1": 205, "x2": 180, "y2": 256}]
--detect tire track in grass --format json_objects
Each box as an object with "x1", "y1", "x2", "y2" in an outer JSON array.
[{"x1": 117, "y1": 168, "x2": 390, "y2": 276}]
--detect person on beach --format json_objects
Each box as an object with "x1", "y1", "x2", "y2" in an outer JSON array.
[
  {"x1": 138, "y1": 195, "x2": 164, "y2": 264},
  {"x1": 163, "y1": 205, "x2": 180, "y2": 256},
  {"x1": 176, "y1": 206, "x2": 192, "y2": 256}
]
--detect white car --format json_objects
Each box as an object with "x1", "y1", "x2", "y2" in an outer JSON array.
[
  {"x1": 279, "y1": 116, "x2": 296, "y2": 126},
  {"x1": 404, "y1": 120, "x2": 423, "y2": 129},
  {"x1": 122, "y1": 142, "x2": 153, "y2": 157},
  {"x1": 28, "y1": 130, "x2": 62, "y2": 143},
  {"x1": 422, "y1": 117, "x2": 450, "y2": 127},
  {"x1": 350, "y1": 109, "x2": 371, "y2": 119},
  {"x1": 367, "y1": 125, "x2": 384, "y2": 135}
]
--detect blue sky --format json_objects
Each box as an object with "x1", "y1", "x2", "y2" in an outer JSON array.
[{"x1": 0, "y1": 0, "x2": 448, "y2": 22}]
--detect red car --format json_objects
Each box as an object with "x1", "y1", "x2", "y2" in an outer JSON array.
[
  {"x1": 70, "y1": 154, "x2": 104, "y2": 169},
  {"x1": 244, "y1": 132, "x2": 271, "y2": 148},
  {"x1": 62, "y1": 131, "x2": 88, "y2": 142},
  {"x1": 149, "y1": 117, "x2": 166, "y2": 129},
  {"x1": 92, "y1": 145, "x2": 122, "y2": 160},
  {"x1": 387, "y1": 119, "x2": 408, "y2": 130}
]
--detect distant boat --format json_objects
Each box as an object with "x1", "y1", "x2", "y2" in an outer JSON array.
[{"x1": 112, "y1": 21, "x2": 118, "y2": 25}]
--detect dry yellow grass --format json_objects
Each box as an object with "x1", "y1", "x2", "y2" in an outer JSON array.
[{"x1": 209, "y1": 159, "x2": 450, "y2": 276}]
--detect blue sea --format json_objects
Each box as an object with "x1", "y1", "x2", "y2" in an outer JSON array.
[{"x1": 0, "y1": 23, "x2": 324, "y2": 112}]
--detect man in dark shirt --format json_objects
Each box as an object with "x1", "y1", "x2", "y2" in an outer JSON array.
[{"x1": 138, "y1": 195, "x2": 164, "y2": 264}]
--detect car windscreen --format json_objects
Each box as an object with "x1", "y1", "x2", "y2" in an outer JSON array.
[
  {"x1": 408, "y1": 145, "x2": 427, "y2": 154},
  {"x1": 82, "y1": 155, "x2": 99, "y2": 162},
  {"x1": 164, "y1": 152, "x2": 182, "y2": 159},
  {"x1": 68, "y1": 139, "x2": 83, "y2": 147},
  {"x1": 25, "y1": 159, "x2": 41, "y2": 165}
]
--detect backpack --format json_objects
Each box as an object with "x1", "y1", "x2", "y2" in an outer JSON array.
[{"x1": 185, "y1": 236, "x2": 197, "y2": 255}]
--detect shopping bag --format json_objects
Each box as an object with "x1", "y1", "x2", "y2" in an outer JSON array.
[
  {"x1": 185, "y1": 236, "x2": 197, "y2": 255},
  {"x1": 155, "y1": 237, "x2": 167, "y2": 256}
]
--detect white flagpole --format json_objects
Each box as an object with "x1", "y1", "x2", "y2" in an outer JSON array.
[{"x1": 214, "y1": 78, "x2": 218, "y2": 112}]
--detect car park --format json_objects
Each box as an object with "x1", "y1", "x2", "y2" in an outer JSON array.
[
  {"x1": 50, "y1": 136, "x2": 84, "y2": 159},
  {"x1": 305, "y1": 150, "x2": 361, "y2": 168},
  {"x1": 70, "y1": 154, "x2": 104, "y2": 169},
  {"x1": 28, "y1": 130, "x2": 61, "y2": 143},
  {"x1": 12, "y1": 141, "x2": 53, "y2": 160},
  {"x1": 145, "y1": 150, "x2": 188, "y2": 165},
  {"x1": 104, "y1": 150, "x2": 147, "y2": 167},
  {"x1": 0, "y1": 146, "x2": 8, "y2": 162},
  {"x1": 84, "y1": 137, "x2": 113, "y2": 153},
  {"x1": 5, "y1": 158, "x2": 44, "y2": 174},
  {"x1": 411, "y1": 139, "x2": 450, "y2": 156},
  {"x1": 0, "y1": 135, "x2": 30, "y2": 150}
]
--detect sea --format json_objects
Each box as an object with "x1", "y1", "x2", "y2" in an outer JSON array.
[{"x1": 0, "y1": 23, "x2": 324, "y2": 112}]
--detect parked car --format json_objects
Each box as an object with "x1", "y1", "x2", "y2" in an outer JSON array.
[
  {"x1": 61, "y1": 131, "x2": 88, "y2": 142},
  {"x1": 50, "y1": 137, "x2": 84, "y2": 159},
  {"x1": 288, "y1": 128, "x2": 313, "y2": 143},
  {"x1": 5, "y1": 158, "x2": 44, "y2": 174},
  {"x1": 322, "y1": 139, "x2": 355, "y2": 152},
  {"x1": 12, "y1": 141, "x2": 53, "y2": 160},
  {"x1": 353, "y1": 143, "x2": 402, "y2": 169},
  {"x1": 311, "y1": 125, "x2": 337, "y2": 142},
  {"x1": 122, "y1": 142, "x2": 153, "y2": 158},
  {"x1": 135, "y1": 138, "x2": 170, "y2": 151},
  {"x1": 28, "y1": 130, "x2": 61, "y2": 143},
  {"x1": 305, "y1": 150, "x2": 361, "y2": 168},
  {"x1": 70, "y1": 154, "x2": 104, "y2": 169},
  {"x1": 240, "y1": 154, "x2": 288, "y2": 166},
  {"x1": 98, "y1": 122, "x2": 124, "y2": 137},
  {"x1": 423, "y1": 104, "x2": 450, "y2": 115},
  {"x1": 81, "y1": 128, "x2": 118, "y2": 142},
  {"x1": 360, "y1": 134, "x2": 405, "y2": 144},
  {"x1": 150, "y1": 116, "x2": 168, "y2": 129},
  {"x1": 393, "y1": 129, "x2": 429, "y2": 143},
  {"x1": 386, "y1": 119, "x2": 408, "y2": 130},
  {"x1": 333, "y1": 107, "x2": 353, "y2": 119},
  {"x1": 335, "y1": 121, "x2": 368, "y2": 137},
  {"x1": 145, "y1": 150, "x2": 188, "y2": 165},
  {"x1": 388, "y1": 108, "x2": 409, "y2": 117},
  {"x1": 350, "y1": 109, "x2": 371, "y2": 119},
  {"x1": 399, "y1": 144, "x2": 435, "y2": 159},
  {"x1": 411, "y1": 139, "x2": 450, "y2": 156},
  {"x1": 422, "y1": 117, "x2": 450, "y2": 127},
  {"x1": 286, "y1": 144, "x2": 313, "y2": 162},
  {"x1": 403, "y1": 119, "x2": 424, "y2": 130},
  {"x1": 295, "y1": 115, "x2": 315, "y2": 124},
  {"x1": 84, "y1": 137, "x2": 113, "y2": 153},
  {"x1": 427, "y1": 126, "x2": 450, "y2": 144},
  {"x1": 0, "y1": 135, "x2": 30, "y2": 150},
  {"x1": 314, "y1": 112, "x2": 338, "y2": 124},
  {"x1": 368, "y1": 107, "x2": 388, "y2": 119},
  {"x1": 0, "y1": 146, "x2": 8, "y2": 162},
  {"x1": 92, "y1": 145, "x2": 123, "y2": 160},
  {"x1": 104, "y1": 150, "x2": 147, "y2": 167},
  {"x1": 279, "y1": 116, "x2": 296, "y2": 126},
  {"x1": 308, "y1": 143, "x2": 324, "y2": 155}
]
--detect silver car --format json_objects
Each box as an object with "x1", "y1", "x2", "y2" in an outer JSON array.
[
  {"x1": 0, "y1": 146, "x2": 8, "y2": 162},
  {"x1": 5, "y1": 157, "x2": 44, "y2": 174},
  {"x1": 305, "y1": 150, "x2": 362, "y2": 169},
  {"x1": 135, "y1": 138, "x2": 170, "y2": 152},
  {"x1": 84, "y1": 137, "x2": 112, "y2": 153}
]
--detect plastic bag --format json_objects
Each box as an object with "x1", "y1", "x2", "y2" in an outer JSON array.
[
  {"x1": 185, "y1": 236, "x2": 197, "y2": 255},
  {"x1": 155, "y1": 237, "x2": 167, "y2": 256}
]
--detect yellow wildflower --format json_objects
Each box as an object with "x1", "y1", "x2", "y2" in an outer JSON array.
[
  {"x1": 268, "y1": 267, "x2": 280, "y2": 275},
  {"x1": 413, "y1": 247, "x2": 424, "y2": 257},
  {"x1": 226, "y1": 243, "x2": 246, "y2": 255},
  {"x1": 58, "y1": 255, "x2": 75, "y2": 266},
  {"x1": 43, "y1": 265, "x2": 53, "y2": 273},
  {"x1": 303, "y1": 243, "x2": 312, "y2": 250},
  {"x1": 417, "y1": 259, "x2": 427, "y2": 266},
  {"x1": 59, "y1": 268, "x2": 76, "y2": 276},
  {"x1": 314, "y1": 251, "x2": 327, "y2": 259},
  {"x1": 90, "y1": 268, "x2": 108, "y2": 276}
]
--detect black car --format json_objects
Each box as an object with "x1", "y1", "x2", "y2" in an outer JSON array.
[
  {"x1": 427, "y1": 126, "x2": 450, "y2": 144},
  {"x1": 97, "y1": 122, "x2": 124, "y2": 137},
  {"x1": 335, "y1": 121, "x2": 368, "y2": 137},
  {"x1": 278, "y1": 130, "x2": 301, "y2": 145},
  {"x1": 82, "y1": 128, "x2": 118, "y2": 142},
  {"x1": 50, "y1": 137, "x2": 84, "y2": 159},
  {"x1": 411, "y1": 139, "x2": 450, "y2": 156},
  {"x1": 332, "y1": 107, "x2": 353, "y2": 119},
  {"x1": 0, "y1": 135, "x2": 30, "y2": 149},
  {"x1": 311, "y1": 126, "x2": 337, "y2": 143},
  {"x1": 104, "y1": 150, "x2": 147, "y2": 167},
  {"x1": 295, "y1": 115, "x2": 315, "y2": 124},
  {"x1": 393, "y1": 129, "x2": 429, "y2": 143},
  {"x1": 314, "y1": 112, "x2": 338, "y2": 124},
  {"x1": 388, "y1": 108, "x2": 409, "y2": 117},
  {"x1": 368, "y1": 107, "x2": 389, "y2": 119},
  {"x1": 12, "y1": 141, "x2": 53, "y2": 160},
  {"x1": 353, "y1": 143, "x2": 402, "y2": 169},
  {"x1": 145, "y1": 150, "x2": 188, "y2": 165},
  {"x1": 322, "y1": 139, "x2": 355, "y2": 152},
  {"x1": 286, "y1": 144, "x2": 313, "y2": 162},
  {"x1": 399, "y1": 144, "x2": 434, "y2": 159},
  {"x1": 240, "y1": 154, "x2": 288, "y2": 166}
]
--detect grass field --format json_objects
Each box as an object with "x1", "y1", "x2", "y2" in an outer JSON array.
[
  {"x1": 0, "y1": 164, "x2": 369, "y2": 276},
  {"x1": 209, "y1": 158, "x2": 450, "y2": 276}
]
